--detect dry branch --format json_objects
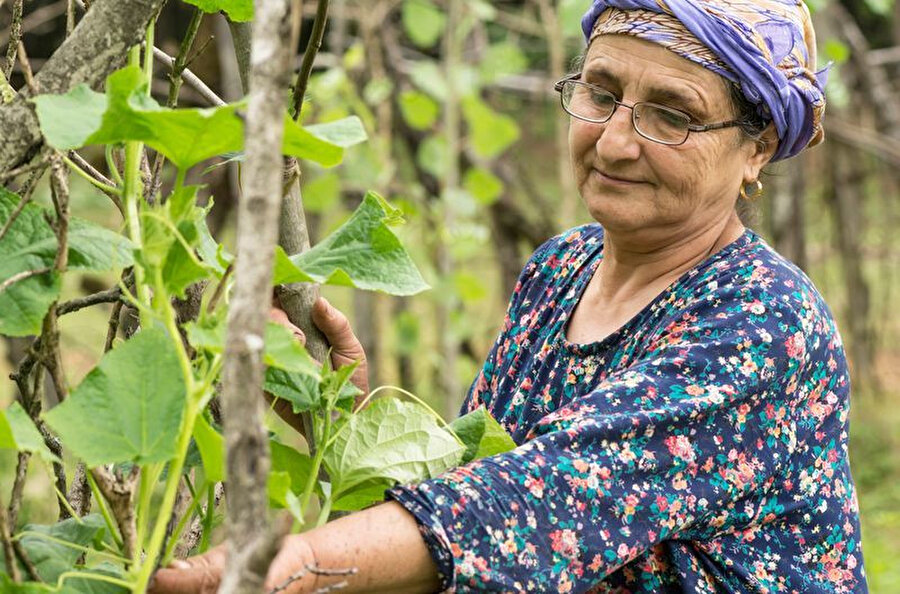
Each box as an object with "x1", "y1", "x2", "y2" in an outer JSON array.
[{"x1": 218, "y1": 0, "x2": 296, "y2": 591}]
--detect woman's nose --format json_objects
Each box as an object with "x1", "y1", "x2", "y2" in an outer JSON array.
[{"x1": 595, "y1": 106, "x2": 642, "y2": 162}]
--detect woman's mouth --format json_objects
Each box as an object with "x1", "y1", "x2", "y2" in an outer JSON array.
[{"x1": 591, "y1": 168, "x2": 644, "y2": 187}]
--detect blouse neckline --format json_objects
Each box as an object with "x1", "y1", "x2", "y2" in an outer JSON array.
[{"x1": 558, "y1": 228, "x2": 757, "y2": 356}]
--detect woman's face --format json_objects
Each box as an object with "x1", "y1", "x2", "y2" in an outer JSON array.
[{"x1": 569, "y1": 35, "x2": 773, "y2": 241}]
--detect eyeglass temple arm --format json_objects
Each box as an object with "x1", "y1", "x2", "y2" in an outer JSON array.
[
  {"x1": 554, "y1": 73, "x2": 582, "y2": 92},
  {"x1": 687, "y1": 120, "x2": 743, "y2": 132}
]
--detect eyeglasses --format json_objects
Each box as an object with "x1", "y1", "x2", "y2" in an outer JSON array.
[{"x1": 554, "y1": 74, "x2": 743, "y2": 146}]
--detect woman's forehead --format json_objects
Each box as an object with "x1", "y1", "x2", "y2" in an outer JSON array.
[{"x1": 584, "y1": 35, "x2": 727, "y2": 108}]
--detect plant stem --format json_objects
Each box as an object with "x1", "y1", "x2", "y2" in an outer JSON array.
[
  {"x1": 291, "y1": 0, "x2": 330, "y2": 121},
  {"x1": 86, "y1": 471, "x2": 124, "y2": 549},
  {"x1": 315, "y1": 496, "x2": 332, "y2": 528},
  {"x1": 62, "y1": 154, "x2": 122, "y2": 196},
  {"x1": 298, "y1": 411, "x2": 329, "y2": 525}
]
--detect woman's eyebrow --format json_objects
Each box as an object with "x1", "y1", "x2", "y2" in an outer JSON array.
[{"x1": 645, "y1": 87, "x2": 707, "y2": 114}]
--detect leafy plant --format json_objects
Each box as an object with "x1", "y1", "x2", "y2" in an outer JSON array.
[{"x1": 0, "y1": 2, "x2": 517, "y2": 591}]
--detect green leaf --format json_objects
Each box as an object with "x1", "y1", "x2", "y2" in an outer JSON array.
[
  {"x1": 279, "y1": 192, "x2": 429, "y2": 296},
  {"x1": 270, "y1": 440, "x2": 313, "y2": 494},
  {"x1": 264, "y1": 368, "x2": 319, "y2": 413},
  {"x1": 186, "y1": 316, "x2": 321, "y2": 378},
  {"x1": 462, "y1": 96, "x2": 520, "y2": 159},
  {"x1": 305, "y1": 116, "x2": 368, "y2": 148},
  {"x1": 12, "y1": 515, "x2": 109, "y2": 584},
  {"x1": 399, "y1": 91, "x2": 440, "y2": 130},
  {"x1": 324, "y1": 398, "x2": 465, "y2": 498},
  {"x1": 44, "y1": 328, "x2": 186, "y2": 466},
  {"x1": 33, "y1": 67, "x2": 345, "y2": 169},
  {"x1": 267, "y1": 471, "x2": 304, "y2": 522},
  {"x1": 332, "y1": 478, "x2": 393, "y2": 512},
  {"x1": 192, "y1": 415, "x2": 225, "y2": 483},
  {"x1": 479, "y1": 42, "x2": 529, "y2": 84},
  {"x1": 29, "y1": 84, "x2": 107, "y2": 149},
  {"x1": 0, "y1": 402, "x2": 58, "y2": 463},
  {"x1": 448, "y1": 406, "x2": 516, "y2": 465},
  {"x1": 0, "y1": 188, "x2": 133, "y2": 336},
  {"x1": 462, "y1": 167, "x2": 503, "y2": 205},
  {"x1": 181, "y1": 0, "x2": 253, "y2": 21},
  {"x1": 402, "y1": 0, "x2": 447, "y2": 49}
]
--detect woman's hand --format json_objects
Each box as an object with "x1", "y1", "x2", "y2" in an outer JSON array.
[
  {"x1": 269, "y1": 296, "x2": 369, "y2": 396},
  {"x1": 148, "y1": 534, "x2": 317, "y2": 594},
  {"x1": 268, "y1": 296, "x2": 369, "y2": 434}
]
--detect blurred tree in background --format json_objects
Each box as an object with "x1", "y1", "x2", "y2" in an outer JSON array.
[{"x1": 1, "y1": 0, "x2": 898, "y2": 589}]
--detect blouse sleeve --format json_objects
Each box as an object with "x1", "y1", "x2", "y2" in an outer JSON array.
[{"x1": 387, "y1": 287, "x2": 828, "y2": 592}]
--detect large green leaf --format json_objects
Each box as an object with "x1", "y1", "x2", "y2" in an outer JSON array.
[
  {"x1": 0, "y1": 188, "x2": 133, "y2": 336},
  {"x1": 447, "y1": 406, "x2": 516, "y2": 465},
  {"x1": 323, "y1": 398, "x2": 465, "y2": 498},
  {"x1": 0, "y1": 402, "x2": 58, "y2": 463},
  {"x1": 332, "y1": 478, "x2": 393, "y2": 512},
  {"x1": 276, "y1": 192, "x2": 429, "y2": 296},
  {"x1": 44, "y1": 328, "x2": 186, "y2": 466},
  {"x1": 181, "y1": 0, "x2": 253, "y2": 21},
  {"x1": 7, "y1": 515, "x2": 108, "y2": 583},
  {"x1": 32, "y1": 67, "x2": 345, "y2": 169},
  {"x1": 402, "y1": 0, "x2": 446, "y2": 49}
]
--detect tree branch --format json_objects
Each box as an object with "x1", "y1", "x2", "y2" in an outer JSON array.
[
  {"x1": 0, "y1": 0, "x2": 167, "y2": 173},
  {"x1": 218, "y1": 0, "x2": 296, "y2": 591}
]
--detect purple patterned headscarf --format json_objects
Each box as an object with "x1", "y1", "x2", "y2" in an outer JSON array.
[{"x1": 581, "y1": 1, "x2": 828, "y2": 161}]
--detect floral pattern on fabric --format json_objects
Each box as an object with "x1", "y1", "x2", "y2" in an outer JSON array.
[{"x1": 387, "y1": 225, "x2": 867, "y2": 593}]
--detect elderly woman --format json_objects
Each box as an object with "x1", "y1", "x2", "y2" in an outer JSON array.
[{"x1": 152, "y1": 0, "x2": 867, "y2": 592}]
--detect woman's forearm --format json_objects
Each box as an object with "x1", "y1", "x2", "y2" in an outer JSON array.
[{"x1": 300, "y1": 500, "x2": 444, "y2": 593}]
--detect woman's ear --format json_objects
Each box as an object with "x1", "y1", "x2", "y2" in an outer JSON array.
[{"x1": 744, "y1": 123, "x2": 779, "y2": 183}]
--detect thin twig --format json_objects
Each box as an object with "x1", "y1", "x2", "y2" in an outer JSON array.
[
  {"x1": 268, "y1": 564, "x2": 358, "y2": 594},
  {"x1": 58, "y1": 286, "x2": 123, "y2": 315},
  {"x1": 13, "y1": 539, "x2": 41, "y2": 581},
  {"x1": 0, "y1": 493, "x2": 20, "y2": 582},
  {"x1": 104, "y1": 300, "x2": 124, "y2": 351},
  {"x1": 290, "y1": 0, "x2": 330, "y2": 121},
  {"x1": 152, "y1": 46, "x2": 226, "y2": 107},
  {"x1": 90, "y1": 466, "x2": 139, "y2": 561},
  {"x1": 4, "y1": 0, "x2": 23, "y2": 79},
  {"x1": 148, "y1": 8, "x2": 204, "y2": 198},
  {"x1": 16, "y1": 41, "x2": 36, "y2": 93},
  {"x1": 6, "y1": 452, "x2": 28, "y2": 531},
  {"x1": 0, "y1": 268, "x2": 51, "y2": 293},
  {"x1": 39, "y1": 155, "x2": 71, "y2": 404},
  {"x1": 0, "y1": 190, "x2": 35, "y2": 243},
  {"x1": 205, "y1": 263, "x2": 233, "y2": 314},
  {"x1": 66, "y1": 151, "x2": 124, "y2": 214},
  {"x1": 66, "y1": 0, "x2": 76, "y2": 36}
]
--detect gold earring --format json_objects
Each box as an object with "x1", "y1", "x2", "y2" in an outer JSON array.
[{"x1": 740, "y1": 179, "x2": 764, "y2": 201}]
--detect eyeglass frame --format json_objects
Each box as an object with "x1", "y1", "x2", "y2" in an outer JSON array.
[{"x1": 553, "y1": 74, "x2": 744, "y2": 146}]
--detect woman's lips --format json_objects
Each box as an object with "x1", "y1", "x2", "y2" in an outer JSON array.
[{"x1": 592, "y1": 168, "x2": 644, "y2": 186}]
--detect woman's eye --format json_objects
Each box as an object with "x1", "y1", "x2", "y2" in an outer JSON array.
[{"x1": 591, "y1": 92, "x2": 615, "y2": 108}]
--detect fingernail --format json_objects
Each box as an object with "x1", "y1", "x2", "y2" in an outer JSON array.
[{"x1": 170, "y1": 559, "x2": 191, "y2": 570}]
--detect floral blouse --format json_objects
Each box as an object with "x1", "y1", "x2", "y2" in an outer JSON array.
[{"x1": 386, "y1": 225, "x2": 867, "y2": 593}]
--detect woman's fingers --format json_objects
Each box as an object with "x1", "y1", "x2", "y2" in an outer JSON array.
[
  {"x1": 312, "y1": 297, "x2": 369, "y2": 396},
  {"x1": 148, "y1": 545, "x2": 227, "y2": 594},
  {"x1": 269, "y1": 307, "x2": 306, "y2": 345}
]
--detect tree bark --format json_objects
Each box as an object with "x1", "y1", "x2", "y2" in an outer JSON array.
[
  {"x1": 218, "y1": 0, "x2": 294, "y2": 591},
  {"x1": 0, "y1": 0, "x2": 167, "y2": 173}
]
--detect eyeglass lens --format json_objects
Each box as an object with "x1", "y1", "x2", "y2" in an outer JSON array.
[{"x1": 562, "y1": 81, "x2": 691, "y2": 145}]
